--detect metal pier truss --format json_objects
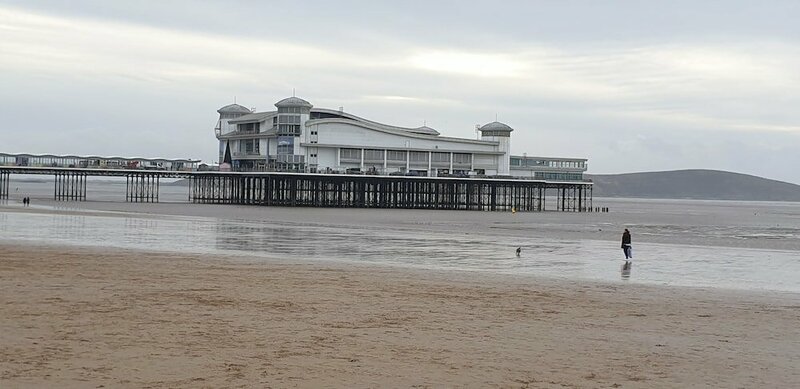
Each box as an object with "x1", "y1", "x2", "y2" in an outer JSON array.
[{"x1": 0, "y1": 167, "x2": 592, "y2": 212}]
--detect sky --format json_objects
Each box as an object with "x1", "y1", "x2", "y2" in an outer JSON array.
[{"x1": 1, "y1": 1, "x2": 799, "y2": 183}]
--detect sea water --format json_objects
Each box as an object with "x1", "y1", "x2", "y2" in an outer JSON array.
[{"x1": 1, "y1": 179, "x2": 799, "y2": 293}]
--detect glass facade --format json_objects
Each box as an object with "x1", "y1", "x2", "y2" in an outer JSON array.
[
  {"x1": 511, "y1": 157, "x2": 585, "y2": 169},
  {"x1": 237, "y1": 122, "x2": 260, "y2": 134},
  {"x1": 277, "y1": 136, "x2": 294, "y2": 155},
  {"x1": 534, "y1": 172, "x2": 584, "y2": 181},
  {"x1": 340, "y1": 148, "x2": 361, "y2": 161}
]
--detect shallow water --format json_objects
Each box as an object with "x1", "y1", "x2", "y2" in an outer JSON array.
[
  {"x1": 3, "y1": 178, "x2": 800, "y2": 292},
  {"x1": 1, "y1": 203, "x2": 799, "y2": 293}
]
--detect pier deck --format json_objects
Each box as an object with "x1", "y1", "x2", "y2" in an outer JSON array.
[{"x1": 0, "y1": 167, "x2": 592, "y2": 211}]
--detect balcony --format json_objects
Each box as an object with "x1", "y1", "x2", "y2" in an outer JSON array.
[
  {"x1": 232, "y1": 151, "x2": 265, "y2": 160},
  {"x1": 216, "y1": 126, "x2": 276, "y2": 139}
]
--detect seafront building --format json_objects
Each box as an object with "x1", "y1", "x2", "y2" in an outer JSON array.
[
  {"x1": 215, "y1": 96, "x2": 588, "y2": 181},
  {"x1": 0, "y1": 153, "x2": 199, "y2": 171}
]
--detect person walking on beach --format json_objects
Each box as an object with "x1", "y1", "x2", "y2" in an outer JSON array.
[{"x1": 621, "y1": 228, "x2": 632, "y2": 262}]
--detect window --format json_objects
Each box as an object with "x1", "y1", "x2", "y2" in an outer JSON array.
[
  {"x1": 240, "y1": 139, "x2": 259, "y2": 154},
  {"x1": 278, "y1": 115, "x2": 301, "y2": 124},
  {"x1": 453, "y1": 153, "x2": 471, "y2": 164},
  {"x1": 409, "y1": 151, "x2": 428, "y2": 162},
  {"x1": 340, "y1": 148, "x2": 361, "y2": 160},
  {"x1": 364, "y1": 149, "x2": 384, "y2": 161},
  {"x1": 277, "y1": 136, "x2": 294, "y2": 155},
  {"x1": 431, "y1": 152, "x2": 449, "y2": 163},
  {"x1": 534, "y1": 172, "x2": 583, "y2": 181},
  {"x1": 277, "y1": 124, "x2": 301, "y2": 136},
  {"x1": 237, "y1": 122, "x2": 260, "y2": 133},
  {"x1": 279, "y1": 107, "x2": 303, "y2": 114},
  {"x1": 387, "y1": 150, "x2": 406, "y2": 161}
]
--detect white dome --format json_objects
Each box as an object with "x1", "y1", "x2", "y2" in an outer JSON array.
[
  {"x1": 217, "y1": 104, "x2": 252, "y2": 114},
  {"x1": 479, "y1": 121, "x2": 514, "y2": 132},
  {"x1": 275, "y1": 96, "x2": 313, "y2": 108}
]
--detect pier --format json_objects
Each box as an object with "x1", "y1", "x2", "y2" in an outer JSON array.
[{"x1": 0, "y1": 167, "x2": 592, "y2": 211}]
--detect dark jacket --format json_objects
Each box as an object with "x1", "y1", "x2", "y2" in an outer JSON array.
[{"x1": 621, "y1": 231, "x2": 631, "y2": 248}]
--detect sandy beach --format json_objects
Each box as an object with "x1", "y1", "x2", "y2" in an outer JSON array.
[{"x1": 1, "y1": 243, "x2": 798, "y2": 388}]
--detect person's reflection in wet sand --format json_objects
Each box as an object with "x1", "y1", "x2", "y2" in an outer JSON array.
[{"x1": 621, "y1": 262, "x2": 632, "y2": 281}]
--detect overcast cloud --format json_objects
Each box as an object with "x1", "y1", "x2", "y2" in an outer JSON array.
[{"x1": 1, "y1": 1, "x2": 799, "y2": 183}]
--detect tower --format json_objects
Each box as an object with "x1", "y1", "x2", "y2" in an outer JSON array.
[
  {"x1": 478, "y1": 121, "x2": 514, "y2": 175},
  {"x1": 274, "y1": 96, "x2": 313, "y2": 171},
  {"x1": 215, "y1": 103, "x2": 252, "y2": 164}
]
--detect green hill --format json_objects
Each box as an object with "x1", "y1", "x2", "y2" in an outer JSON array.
[{"x1": 587, "y1": 170, "x2": 800, "y2": 201}]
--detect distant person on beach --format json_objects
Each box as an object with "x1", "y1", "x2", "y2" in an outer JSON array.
[{"x1": 621, "y1": 229, "x2": 632, "y2": 261}]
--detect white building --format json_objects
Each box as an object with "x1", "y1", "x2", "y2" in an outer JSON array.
[{"x1": 214, "y1": 96, "x2": 587, "y2": 180}]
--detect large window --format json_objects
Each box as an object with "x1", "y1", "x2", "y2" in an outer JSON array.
[
  {"x1": 277, "y1": 124, "x2": 301, "y2": 136},
  {"x1": 278, "y1": 115, "x2": 301, "y2": 124},
  {"x1": 453, "y1": 153, "x2": 471, "y2": 164},
  {"x1": 431, "y1": 152, "x2": 450, "y2": 163},
  {"x1": 277, "y1": 136, "x2": 294, "y2": 155},
  {"x1": 387, "y1": 150, "x2": 406, "y2": 161},
  {"x1": 240, "y1": 139, "x2": 259, "y2": 155},
  {"x1": 364, "y1": 149, "x2": 384, "y2": 161},
  {"x1": 534, "y1": 172, "x2": 583, "y2": 181},
  {"x1": 278, "y1": 107, "x2": 304, "y2": 114},
  {"x1": 340, "y1": 148, "x2": 361, "y2": 160},
  {"x1": 409, "y1": 151, "x2": 428, "y2": 163},
  {"x1": 237, "y1": 122, "x2": 260, "y2": 133}
]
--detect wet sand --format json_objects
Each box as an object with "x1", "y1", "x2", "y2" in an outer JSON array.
[
  {"x1": 6, "y1": 197, "x2": 800, "y2": 251},
  {"x1": 1, "y1": 243, "x2": 798, "y2": 388}
]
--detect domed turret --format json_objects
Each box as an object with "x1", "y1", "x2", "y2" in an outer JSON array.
[
  {"x1": 479, "y1": 121, "x2": 514, "y2": 136},
  {"x1": 479, "y1": 121, "x2": 514, "y2": 176},
  {"x1": 216, "y1": 103, "x2": 252, "y2": 137},
  {"x1": 217, "y1": 103, "x2": 253, "y2": 115},
  {"x1": 275, "y1": 96, "x2": 313, "y2": 109}
]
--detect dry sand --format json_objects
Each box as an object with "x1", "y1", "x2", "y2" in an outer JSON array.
[{"x1": 1, "y1": 243, "x2": 799, "y2": 388}]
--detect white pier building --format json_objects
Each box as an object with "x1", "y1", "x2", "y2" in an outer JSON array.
[{"x1": 214, "y1": 96, "x2": 587, "y2": 181}]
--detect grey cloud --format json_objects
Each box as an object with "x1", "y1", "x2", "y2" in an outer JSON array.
[{"x1": 2, "y1": 1, "x2": 800, "y2": 183}]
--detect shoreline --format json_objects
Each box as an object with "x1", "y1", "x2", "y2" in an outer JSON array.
[
  {"x1": 4, "y1": 239, "x2": 800, "y2": 299},
  {"x1": 2, "y1": 243, "x2": 799, "y2": 387},
  {"x1": 3, "y1": 203, "x2": 800, "y2": 294},
  {"x1": 4, "y1": 199, "x2": 800, "y2": 252}
]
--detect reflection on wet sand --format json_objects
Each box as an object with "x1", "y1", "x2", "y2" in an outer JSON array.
[
  {"x1": 1, "y1": 208, "x2": 800, "y2": 292},
  {"x1": 621, "y1": 262, "x2": 632, "y2": 281}
]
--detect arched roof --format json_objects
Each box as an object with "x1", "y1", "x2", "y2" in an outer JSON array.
[
  {"x1": 479, "y1": 121, "x2": 514, "y2": 133},
  {"x1": 305, "y1": 118, "x2": 498, "y2": 146},
  {"x1": 410, "y1": 126, "x2": 439, "y2": 135},
  {"x1": 311, "y1": 108, "x2": 441, "y2": 135},
  {"x1": 217, "y1": 104, "x2": 252, "y2": 114},
  {"x1": 275, "y1": 96, "x2": 313, "y2": 108}
]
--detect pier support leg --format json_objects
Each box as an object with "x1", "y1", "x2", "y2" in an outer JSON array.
[
  {"x1": 126, "y1": 173, "x2": 160, "y2": 203},
  {"x1": 54, "y1": 172, "x2": 87, "y2": 201},
  {"x1": 0, "y1": 171, "x2": 9, "y2": 200}
]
